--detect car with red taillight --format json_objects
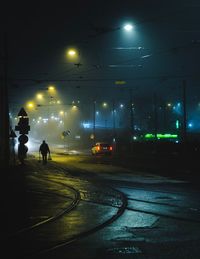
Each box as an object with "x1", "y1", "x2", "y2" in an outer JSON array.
[{"x1": 91, "y1": 142, "x2": 112, "y2": 155}]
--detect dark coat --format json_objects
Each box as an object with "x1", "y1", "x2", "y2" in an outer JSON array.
[{"x1": 39, "y1": 143, "x2": 50, "y2": 155}]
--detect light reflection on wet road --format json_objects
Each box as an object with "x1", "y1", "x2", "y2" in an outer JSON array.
[{"x1": 8, "y1": 154, "x2": 200, "y2": 259}]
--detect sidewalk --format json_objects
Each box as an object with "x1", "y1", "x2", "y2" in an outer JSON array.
[{"x1": 3, "y1": 161, "x2": 35, "y2": 237}]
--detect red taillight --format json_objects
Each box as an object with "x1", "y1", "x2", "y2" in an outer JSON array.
[{"x1": 109, "y1": 146, "x2": 112, "y2": 151}]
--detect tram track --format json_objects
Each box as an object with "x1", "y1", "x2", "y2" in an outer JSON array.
[
  {"x1": 7, "y1": 165, "x2": 128, "y2": 258},
  {"x1": 7, "y1": 175, "x2": 81, "y2": 240},
  {"x1": 35, "y1": 186, "x2": 127, "y2": 257},
  {"x1": 7, "y1": 160, "x2": 200, "y2": 258},
  {"x1": 8, "y1": 185, "x2": 80, "y2": 237},
  {"x1": 46, "y1": 163, "x2": 200, "y2": 225},
  {"x1": 34, "y1": 163, "x2": 200, "y2": 257}
]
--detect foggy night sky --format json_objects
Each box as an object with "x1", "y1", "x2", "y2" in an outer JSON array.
[{"x1": 1, "y1": 0, "x2": 200, "y2": 115}]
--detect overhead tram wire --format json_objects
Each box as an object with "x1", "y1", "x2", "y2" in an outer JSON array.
[
  {"x1": 44, "y1": 42, "x2": 200, "y2": 82},
  {"x1": 39, "y1": 64, "x2": 77, "y2": 84},
  {"x1": 37, "y1": 59, "x2": 105, "y2": 83},
  {"x1": 5, "y1": 41, "x2": 200, "y2": 90},
  {"x1": 105, "y1": 42, "x2": 200, "y2": 67},
  {"x1": 4, "y1": 73, "x2": 197, "y2": 85},
  {"x1": 7, "y1": 40, "x2": 198, "y2": 88}
]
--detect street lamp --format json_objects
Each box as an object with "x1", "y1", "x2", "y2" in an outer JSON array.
[
  {"x1": 59, "y1": 110, "x2": 64, "y2": 116},
  {"x1": 36, "y1": 93, "x2": 43, "y2": 101},
  {"x1": 102, "y1": 102, "x2": 108, "y2": 108},
  {"x1": 68, "y1": 49, "x2": 77, "y2": 57},
  {"x1": 66, "y1": 48, "x2": 79, "y2": 60},
  {"x1": 123, "y1": 23, "x2": 133, "y2": 31},
  {"x1": 48, "y1": 85, "x2": 56, "y2": 92},
  {"x1": 26, "y1": 101, "x2": 35, "y2": 110}
]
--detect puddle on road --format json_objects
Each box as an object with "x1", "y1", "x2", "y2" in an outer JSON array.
[
  {"x1": 116, "y1": 210, "x2": 159, "y2": 229},
  {"x1": 106, "y1": 246, "x2": 142, "y2": 254}
]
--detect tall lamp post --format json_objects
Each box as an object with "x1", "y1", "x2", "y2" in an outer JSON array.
[
  {"x1": 0, "y1": 33, "x2": 10, "y2": 168},
  {"x1": 112, "y1": 100, "x2": 116, "y2": 140},
  {"x1": 93, "y1": 100, "x2": 96, "y2": 144},
  {"x1": 129, "y1": 89, "x2": 134, "y2": 142},
  {"x1": 182, "y1": 80, "x2": 187, "y2": 143}
]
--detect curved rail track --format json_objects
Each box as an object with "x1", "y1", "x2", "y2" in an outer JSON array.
[
  {"x1": 8, "y1": 178, "x2": 81, "y2": 237},
  {"x1": 7, "y1": 161, "x2": 200, "y2": 258},
  {"x1": 7, "y1": 166, "x2": 128, "y2": 258}
]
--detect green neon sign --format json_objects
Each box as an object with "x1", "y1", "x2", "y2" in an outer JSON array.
[{"x1": 144, "y1": 133, "x2": 178, "y2": 139}]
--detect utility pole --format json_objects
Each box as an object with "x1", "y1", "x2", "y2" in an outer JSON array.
[
  {"x1": 182, "y1": 79, "x2": 187, "y2": 143},
  {"x1": 93, "y1": 100, "x2": 96, "y2": 144},
  {"x1": 112, "y1": 100, "x2": 116, "y2": 139},
  {"x1": 153, "y1": 93, "x2": 158, "y2": 141},
  {"x1": 0, "y1": 33, "x2": 10, "y2": 168},
  {"x1": 129, "y1": 89, "x2": 134, "y2": 141},
  {"x1": 129, "y1": 88, "x2": 135, "y2": 154}
]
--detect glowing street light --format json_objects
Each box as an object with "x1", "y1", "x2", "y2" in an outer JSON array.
[
  {"x1": 66, "y1": 48, "x2": 79, "y2": 59},
  {"x1": 102, "y1": 102, "x2": 108, "y2": 108},
  {"x1": 36, "y1": 93, "x2": 43, "y2": 100},
  {"x1": 59, "y1": 110, "x2": 64, "y2": 116},
  {"x1": 72, "y1": 105, "x2": 78, "y2": 110},
  {"x1": 68, "y1": 49, "x2": 76, "y2": 56},
  {"x1": 48, "y1": 85, "x2": 55, "y2": 92},
  {"x1": 123, "y1": 23, "x2": 133, "y2": 31},
  {"x1": 167, "y1": 103, "x2": 172, "y2": 107},
  {"x1": 26, "y1": 101, "x2": 35, "y2": 110}
]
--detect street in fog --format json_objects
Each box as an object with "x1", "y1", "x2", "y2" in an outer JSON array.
[
  {"x1": 6, "y1": 153, "x2": 200, "y2": 259},
  {"x1": 2, "y1": 1, "x2": 200, "y2": 258}
]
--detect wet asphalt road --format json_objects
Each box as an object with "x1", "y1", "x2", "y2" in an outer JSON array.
[{"x1": 5, "y1": 153, "x2": 200, "y2": 259}]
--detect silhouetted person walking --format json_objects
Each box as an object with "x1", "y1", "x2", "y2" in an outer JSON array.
[{"x1": 39, "y1": 140, "x2": 50, "y2": 164}]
